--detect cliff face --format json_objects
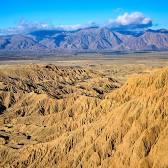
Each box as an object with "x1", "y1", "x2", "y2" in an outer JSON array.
[{"x1": 0, "y1": 64, "x2": 168, "y2": 168}]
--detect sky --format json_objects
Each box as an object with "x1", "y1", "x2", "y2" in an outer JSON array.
[{"x1": 0, "y1": 0, "x2": 168, "y2": 34}]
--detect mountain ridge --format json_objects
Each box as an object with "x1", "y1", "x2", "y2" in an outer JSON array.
[{"x1": 1, "y1": 28, "x2": 168, "y2": 52}]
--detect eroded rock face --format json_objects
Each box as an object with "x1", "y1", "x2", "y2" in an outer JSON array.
[{"x1": 0, "y1": 64, "x2": 168, "y2": 168}]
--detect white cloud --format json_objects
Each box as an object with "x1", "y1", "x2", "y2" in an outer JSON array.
[
  {"x1": 0, "y1": 12, "x2": 153, "y2": 35},
  {"x1": 116, "y1": 12, "x2": 151, "y2": 25},
  {"x1": 107, "y1": 12, "x2": 152, "y2": 30},
  {"x1": 0, "y1": 20, "x2": 53, "y2": 35},
  {"x1": 0, "y1": 20, "x2": 98, "y2": 35},
  {"x1": 55, "y1": 24, "x2": 84, "y2": 31}
]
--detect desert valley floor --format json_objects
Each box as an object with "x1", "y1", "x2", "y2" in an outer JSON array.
[{"x1": 0, "y1": 54, "x2": 168, "y2": 168}]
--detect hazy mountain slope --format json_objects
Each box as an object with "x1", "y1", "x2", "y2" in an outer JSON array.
[
  {"x1": 1, "y1": 28, "x2": 168, "y2": 51},
  {"x1": 0, "y1": 35, "x2": 46, "y2": 50},
  {"x1": 0, "y1": 37, "x2": 10, "y2": 49},
  {"x1": 59, "y1": 28, "x2": 123, "y2": 50},
  {"x1": 122, "y1": 31, "x2": 168, "y2": 50},
  {"x1": 0, "y1": 64, "x2": 168, "y2": 168}
]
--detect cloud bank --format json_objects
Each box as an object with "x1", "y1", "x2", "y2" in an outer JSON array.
[
  {"x1": 0, "y1": 20, "x2": 97, "y2": 35},
  {"x1": 0, "y1": 12, "x2": 153, "y2": 35},
  {"x1": 108, "y1": 12, "x2": 152, "y2": 30}
]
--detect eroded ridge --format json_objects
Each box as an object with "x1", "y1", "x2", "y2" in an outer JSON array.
[{"x1": 0, "y1": 65, "x2": 168, "y2": 168}]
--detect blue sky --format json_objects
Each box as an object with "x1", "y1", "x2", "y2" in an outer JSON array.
[{"x1": 0, "y1": 0, "x2": 168, "y2": 33}]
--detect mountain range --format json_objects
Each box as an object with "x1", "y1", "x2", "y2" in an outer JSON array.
[{"x1": 1, "y1": 27, "x2": 168, "y2": 52}]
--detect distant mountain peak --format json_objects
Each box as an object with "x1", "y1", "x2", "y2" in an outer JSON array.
[{"x1": 1, "y1": 28, "x2": 168, "y2": 52}]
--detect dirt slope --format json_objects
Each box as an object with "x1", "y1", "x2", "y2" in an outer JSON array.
[{"x1": 0, "y1": 64, "x2": 168, "y2": 168}]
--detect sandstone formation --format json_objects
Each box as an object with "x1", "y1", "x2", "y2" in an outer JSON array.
[{"x1": 0, "y1": 64, "x2": 168, "y2": 168}]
